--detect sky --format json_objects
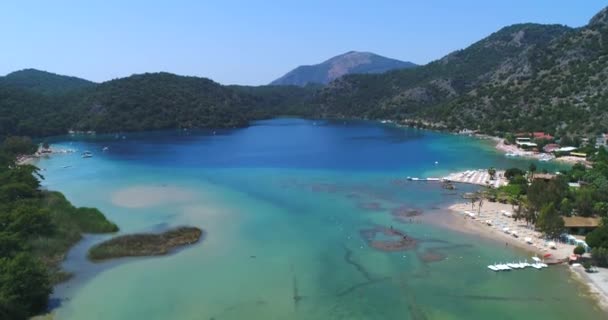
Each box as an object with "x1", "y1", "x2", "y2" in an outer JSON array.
[{"x1": 1, "y1": 0, "x2": 606, "y2": 85}]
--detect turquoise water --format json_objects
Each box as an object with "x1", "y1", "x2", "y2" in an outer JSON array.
[{"x1": 39, "y1": 119, "x2": 602, "y2": 319}]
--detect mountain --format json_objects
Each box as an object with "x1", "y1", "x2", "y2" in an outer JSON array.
[
  {"x1": 270, "y1": 51, "x2": 417, "y2": 86},
  {"x1": 0, "y1": 69, "x2": 96, "y2": 95},
  {"x1": 315, "y1": 24, "x2": 573, "y2": 125},
  {"x1": 4, "y1": 6, "x2": 608, "y2": 138},
  {"x1": 315, "y1": 6, "x2": 608, "y2": 136}
]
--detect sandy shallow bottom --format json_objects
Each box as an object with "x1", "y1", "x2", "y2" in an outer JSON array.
[{"x1": 111, "y1": 185, "x2": 194, "y2": 208}]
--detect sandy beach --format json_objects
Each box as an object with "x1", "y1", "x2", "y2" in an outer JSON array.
[
  {"x1": 444, "y1": 201, "x2": 576, "y2": 260},
  {"x1": 436, "y1": 200, "x2": 608, "y2": 313},
  {"x1": 571, "y1": 264, "x2": 608, "y2": 312}
]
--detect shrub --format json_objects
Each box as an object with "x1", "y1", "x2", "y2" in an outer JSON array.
[{"x1": 574, "y1": 245, "x2": 586, "y2": 255}]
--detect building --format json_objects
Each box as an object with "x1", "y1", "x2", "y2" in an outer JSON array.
[
  {"x1": 515, "y1": 137, "x2": 537, "y2": 148},
  {"x1": 533, "y1": 173, "x2": 557, "y2": 181},
  {"x1": 556, "y1": 146, "x2": 577, "y2": 154},
  {"x1": 543, "y1": 143, "x2": 560, "y2": 153},
  {"x1": 563, "y1": 216, "x2": 601, "y2": 235},
  {"x1": 596, "y1": 133, "x2": 608, "y2": 149},
  {"x1": 533, "y1": 132, "x2": 554, "y2": 140}
]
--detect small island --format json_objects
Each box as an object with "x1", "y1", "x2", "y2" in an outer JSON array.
[{"x1": 88, "y1": 226, "x2": 203, "y2": 262}]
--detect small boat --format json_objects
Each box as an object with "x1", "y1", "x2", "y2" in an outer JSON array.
[
  {"x1": 102, "y1": 146, "x2": 109, "y2": 152},
  {"x1": 488, "y1": 265, "x2": 500, "y2": 271},
  {"x1": 503, "y1": 227, "x2": 510, "y2": 234},
  {"x1": 81, "y1": 151, "x2": 93, "y2": 158},
  {"x1": 525, "y1": 237, "x2": 533, "y2": 244},
  {"x1": 511, "y1": 231, "x2": 519, "y2": 238}
]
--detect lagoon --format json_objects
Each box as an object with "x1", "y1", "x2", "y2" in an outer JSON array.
[{"x1": 40, "y1": 119, "x2": 603, "y2": 319}]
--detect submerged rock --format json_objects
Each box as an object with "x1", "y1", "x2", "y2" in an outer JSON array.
[{"x1": 359, "y1": 226, "x2": 417, "y2": 252}]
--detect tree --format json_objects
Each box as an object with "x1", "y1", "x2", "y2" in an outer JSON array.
[
  {"x1": 575, "y1": 187, "x2": 595, "y2": 217},
  {"x1": 573, "y1": 245, "x2": 586, "y2": 255},
  {"x1": 0, "y1": 253, "x2": 52, "y2": 318},
  {"x1": 586, "y1": 218, "x2": 608, "y2": 248},
  {"x1": 536, "y1": 203, "x2": 564, "y2": 238},
  {"x1": 504, "y1": 168, "x2": 525, "y2": 180},
  {"x1": 528, "y1": 163, "x2": 537, "y2": 181},
  {"x1": 488, "y1": 167, "x2": 496, "y2": 180}
]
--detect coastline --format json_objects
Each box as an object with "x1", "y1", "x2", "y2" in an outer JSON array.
[{"x1": 432, "y1": 201, "x2": 608, "y2": 313}]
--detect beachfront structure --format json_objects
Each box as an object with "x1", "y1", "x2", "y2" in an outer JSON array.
[
  {"x1": 533, "y1": 173, "x2": 557, "y2": 181},
  {"x1": 543, "y1": 143, "x2": 560, "y2": 153},
  {"x1": 570, "y1": 152, "x2": 587, "y2": 158},
  {"x1": 533, "y1": 132, "x2": 554, "y2": 140},
  {"x1": 515, "y1": 137, "x2": 538, "y2": 148},
  {"x1": 555, "y1": 146, "x2": 577, "y2": 153},
  {"x1": 596, "y1": 133, "x2": 608, "y2": 149},
  {"x1": 562, "y1": 216, "x2": 601, "y2": 235}
]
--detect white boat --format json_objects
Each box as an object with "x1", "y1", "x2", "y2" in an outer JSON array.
[
  {"x1": 503, "y1": 227, "x2": 510, "y2": 234},
  {"x1": 531, "y1": 256, "x2": 541, "y2": 262},
  {"x1": 497, "y1": 263, "x2": 511, "y2": 271},
  {"x1": 511, "y1": 231, "x2": 519, "y2": 238},
  {"x1": 485, "y1": 220, "x2": 493, "y2": 226},
  {"x1": 81, "y1": 151, "x2": 93, "y2": 158},
  {"x1": 102, "y1": 146, "x2": 109, "y2": 152},
  {"x1": 525, "y1": 237, "x2": 533, "y2": 244}
]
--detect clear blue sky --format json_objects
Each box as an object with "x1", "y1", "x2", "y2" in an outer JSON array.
[{"x1": 1, "y1": 0, "x2": 606, "y2": 85}]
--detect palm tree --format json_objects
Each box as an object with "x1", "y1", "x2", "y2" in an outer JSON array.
[
  {"x1": 488, "y1": 167, "x2": 496, "y2": 180},
  {"x1": 528, "y1": 163, "x2": 537, "y2": 181}
]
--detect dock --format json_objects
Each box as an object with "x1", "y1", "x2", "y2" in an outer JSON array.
[{"x1": 442, "y1": 169, "x2": 507, "y2": 188}]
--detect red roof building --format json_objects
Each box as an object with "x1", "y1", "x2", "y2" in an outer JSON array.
[{"x1": 533, "y1": 132, "x2": 554, "y2": 140}]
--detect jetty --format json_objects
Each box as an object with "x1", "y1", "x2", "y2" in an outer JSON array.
[{"x1": 405, "y1": 169, "x2": 507, "y2": 188}]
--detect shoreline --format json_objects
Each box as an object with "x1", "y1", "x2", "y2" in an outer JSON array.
[{"x1": 433, "y1": 201, "x2": 608, "y2": 313}]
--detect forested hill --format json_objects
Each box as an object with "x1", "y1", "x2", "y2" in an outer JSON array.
[
  {"x1": 0, "y1": 69, "x2": 95, "y2": 95},
  {"x1": 315, "y1": 23, "x2": 574, "y2": 126},
  {"x1": 0, "y1": 71, "x2": 315, "y2": 138}
]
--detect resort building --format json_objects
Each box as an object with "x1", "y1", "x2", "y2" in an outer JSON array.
[
  {"x1": 556, "y1": 146, "x2": 577, "y2": 154},
  {"x1": 515, "y1": 137, "x2": 537, "y2": 148},
  {"x1": 562, "y1": 216, "x2": 601, "y2": 235},
  {"x1": 533, "y1": 132, "x2": 554, "y2": 141},
  {"x1": 596, "y1": 133, "x2": 608, "y2": 149},
  {"x1": 543, "y1": 143, "x2": 560, "y2": 153},
  {"x1": 533, "y1": 173, "x2": 557, "y2": 181}
]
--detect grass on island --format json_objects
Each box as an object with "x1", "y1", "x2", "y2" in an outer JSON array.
[
  {"x1": 29, "y1": 191, "x2": 119, "y2": 281},
  {"x1": 88, "y1": 226, "x2": 203, "y2": 262}
]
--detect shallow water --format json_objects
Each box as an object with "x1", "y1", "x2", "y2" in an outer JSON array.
[{"x1": 39, "y1": 119, "x2": 602, "y2": 319}]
